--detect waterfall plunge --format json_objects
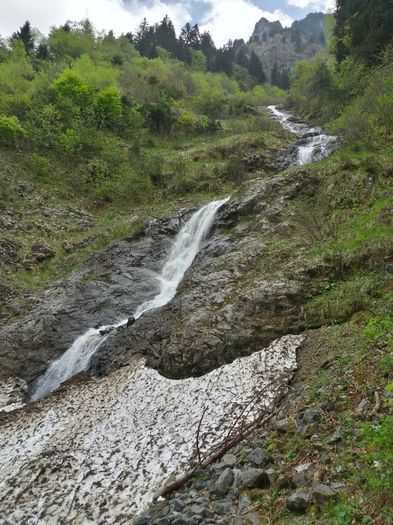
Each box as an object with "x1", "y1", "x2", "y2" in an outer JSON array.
[{"x1": 31, "y1": 198, "x2": 229, "y2": 401}]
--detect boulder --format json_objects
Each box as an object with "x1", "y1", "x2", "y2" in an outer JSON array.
[{"x1": 286, "y1": 490, "x2": 310, "y2": 514}]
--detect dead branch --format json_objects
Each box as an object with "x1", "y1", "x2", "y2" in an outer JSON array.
[
  {"x1": 196, "y1": 407, "x2": 208, "y2": 464},
  {"x1": 154, "y1": 387, "x2": 288, "y2": 500}
]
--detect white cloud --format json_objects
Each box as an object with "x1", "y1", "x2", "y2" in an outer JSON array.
[
  {"x1": 287, "y1": 0, "x2": 335, "y2": 10},
  {"x1": 0, "y1": 0, "x2": 191, "y2": 38},
  {"x1": 200, "y1": 0, "x2": 293, "y2": 46}
]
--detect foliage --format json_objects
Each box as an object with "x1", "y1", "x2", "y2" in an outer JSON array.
[{"x1": 0, "y1": 114, "x2": 26, "y2": 145}]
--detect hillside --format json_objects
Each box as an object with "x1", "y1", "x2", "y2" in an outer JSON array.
[{"x1": 0, "y1": 2, "x2": 393, "y2": 524}]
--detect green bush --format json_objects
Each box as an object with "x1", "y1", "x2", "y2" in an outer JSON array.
[
  {"x1": 363, "y1": 415, "x2": 393, "y2": 507},
  {"x1": 0, "y1": 114, "x2": 26, "y2": 145},
  {"x1": 27, "y1": 152, "x2": 52, "y2": 178},
  {"x1": 94, "y1": 86, "x2": 122, "y2": 128}
]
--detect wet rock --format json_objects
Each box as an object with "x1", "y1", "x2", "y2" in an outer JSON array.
[
  {"x1": 247, "y1": 448, "x2": 273, "y2": 467},
  {"x1": 236, "y1": 469, "x2": 269, "y2": 489},
  {"x1": 311, "y1": 484, "x2": 336, "y2": 504},
  {"x1": 215, "y1": 468, "x2": 234, "y2": 496},
  {"x1": 286, "y1": 490, "x2": 310, "y2": 514}
]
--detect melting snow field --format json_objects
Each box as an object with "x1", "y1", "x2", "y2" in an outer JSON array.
[{"x1": 0, "y1": 335, "x2": 302, "y2": 524}]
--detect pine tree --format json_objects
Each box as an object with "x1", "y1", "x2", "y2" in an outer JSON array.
[
  {"x1": 236, "y1": 47, "x2": 249, "y2": 69},
  {"x1": 12, "y1": 21, "x2": 35, "y2": 54},
  {"x1": 248, "y1": 51, "x2": 266, "y2": 84}
]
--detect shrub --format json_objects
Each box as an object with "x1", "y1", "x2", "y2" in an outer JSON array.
[
  {"x1": 0, "y1": 114, "x2": 26, "y2": 145},
  {"x1": 27, "y1": 153, "x2": 52, "y2": 178},
  {"x1": 94, "y1": 86, "x2": 122, "y2": 129}
]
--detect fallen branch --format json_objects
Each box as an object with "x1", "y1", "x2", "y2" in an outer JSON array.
[{"x1": 154, "y1": 385, "x2": 288, "y2": 500}]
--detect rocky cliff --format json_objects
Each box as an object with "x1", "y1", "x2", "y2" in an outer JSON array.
[{"x1": 248, "y1": 12, "x2": 327, "y2": 80}]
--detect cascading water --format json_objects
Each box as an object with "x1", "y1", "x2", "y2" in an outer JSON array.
[
  {"x1": 268, "y1": 105, "x2": 336, "y2": 165},
  {"x1": 31, "y1": 198, "x2": 229, "y2": 401}
]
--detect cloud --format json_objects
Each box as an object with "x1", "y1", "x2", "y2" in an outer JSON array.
[
  {"x1": 286, "y1": 0, "x2": 335, "y2": 10},
  {"x1": 0, "y1": 0, "x2": 191, "y2": 38},
  {"x1": 200, "y1": 0, "x2": 293, "y2": 46}
]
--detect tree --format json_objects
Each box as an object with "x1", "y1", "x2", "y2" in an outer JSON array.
[
  {"x1": 155, "y1": 16, "x2": 178, "y2": 56},
  {"x1": 248, "y1": 51, "x2": 266, "y2": 84},
  {"x1": 334, "y1": 0, "x2": 393, "y2": 64},
  {"x1": 12, "y1": 21, "x2": 35, "y2": 54},
  {"x1": 236, "y1": 47, "x2": 249, "y2": 69},
  {"x1": 94, "y1": 86, "x2": 122, "y2": 128},
  {"x1": 271, "y1": 62, "x2": 280, "y2": 87}
]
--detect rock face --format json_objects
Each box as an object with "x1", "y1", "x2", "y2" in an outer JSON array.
[
  {"x1": 0, "y1": 209, "x2": 191, "y2": 385},
  {"x1": 248, "y1": 13, "x2": 326, "y2": 80},
  {"x1": 90, "y1": 170, "x2": 326, "y2": 380}
]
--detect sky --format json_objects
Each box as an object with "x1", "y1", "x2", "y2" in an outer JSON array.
[{"x1": 0, "y1": 0, "x2": 335, "y2": 47}]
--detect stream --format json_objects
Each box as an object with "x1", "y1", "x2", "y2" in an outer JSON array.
[
  {"x1": 31, "y1": 198, "x2": 229, "y2": 401},
  {"x1": 0, "y1": 106, "x2": 335, "y2": 523},
  {"x1": 268, "y1": 105, "x2": 337, "y2": 165}
]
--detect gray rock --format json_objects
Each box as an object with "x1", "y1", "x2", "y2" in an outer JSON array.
[
  {"x1": 215, "y1": 498, "x2": 232, "y2": 515},
  {"x1": 222, "y1": 453, "x2": 237, "y2": 466},
  {"x1": 172, "y1": 516, "x2": 195, "y2": 525},
  {"x1": 238, "y1": 493, "x2": 252, "y2": 514},
  {"x1": 247, "y1": 448, "x2": 273, "y2": 467},
  {"x1": 134, "y1": 516, "x2": 151, "y2": 525},
  {"x1": 356, "y1": 399, "x2": 372, "y2": 414},
  {"x1": 266, "y1": 468, "x2": 279, "y2": 486},
  {"x1": 215, "y1": 468, "x2": 234, "y2": 496},
  {"x1": 231, "y1": 513, "x2": 264, "y2": 525},
  {"x1": 312, "y1": 484, "x2": 336, "y2": 504},
  {"x1": 188, "y1": 504, "x2": 213, "y2": 519},
  {"x1": 169, "y1": 499, "x2": 184, "y2": 513},
  {"x1": 286, "y1": 490, "x2": 310, "y2": 514},
  {"x1": 236, "y1": 469, "x2": 269, "y2": 489},
  {"x1": 298, "y1": 407, "x2": 321, "y2": 424},
  {"x1": 274, "y1": 418, "x2": 295, "y2": 433}
]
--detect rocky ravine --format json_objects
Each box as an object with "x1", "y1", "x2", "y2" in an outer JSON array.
[{"x1": 0, "y1": 121, "x2": 343, "y2": 522}]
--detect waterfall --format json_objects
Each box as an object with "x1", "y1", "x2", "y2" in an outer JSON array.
[
  {"x1": 267, "y1": 105, "x2": 336, "y2": 165},
  {"x1": 30, "y1": 198, "x2": 229, "y2": 402}
]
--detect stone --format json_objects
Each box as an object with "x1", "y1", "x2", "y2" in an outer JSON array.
[
  {"x1": 266, "y1": 468, "x2": 279, "y2": 486},
  {"x1": 169, "y1": 499, "x2": 184, "y2": 513},
  {"x1": 238, "y1": 493, "x2": 252, "y2": 514},
  {"x1": 247, "y1": 448, "x2": 273, "y2": 467},
  {"x1": 231, "y1": 513, "x2": 264, "y2": 525},
  {"x1": 236, "y1": 469, "x2": 269, "y2": 489},
  {"x1": 215, "y1": 498, "x2": 232, "y2": 515},
  {"x1": 172, "y1": 516, "x2": 195, "y2": 525},
  {"x1": 298, "y1": 407, "x2": 321, "y2": 424},
  {"x1": 274, "y1": 418, "x2": 295, "y2": 433},
  {"x1": 215, "y1": 468, "x2": 234, "y2": 496},
  {"x1": 286, "y1": 490, "x2": 310, "y2": 514},
  {"x1": 356, "y1": 399, "x2": 372, "y2": 414},
  {"x1": 222, "y1": 453, "x2": 237, "y2": 466},
  {"x1": 134, "y1": 516, "x2": 151, "y2": 525},
  {"x1": 311, "y1": 484, "x2": 336, "y2": 504},
  {"x1": 188, "y1": 504, "x2": 213, "y2": 519}
]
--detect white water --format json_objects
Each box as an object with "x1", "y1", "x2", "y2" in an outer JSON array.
[
  {"x1": 31, "y1": 198, "x2": 229, "y2": 401},
  {"x1": 268, "y1": 105, "x2": 336, "y2": 165}
]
